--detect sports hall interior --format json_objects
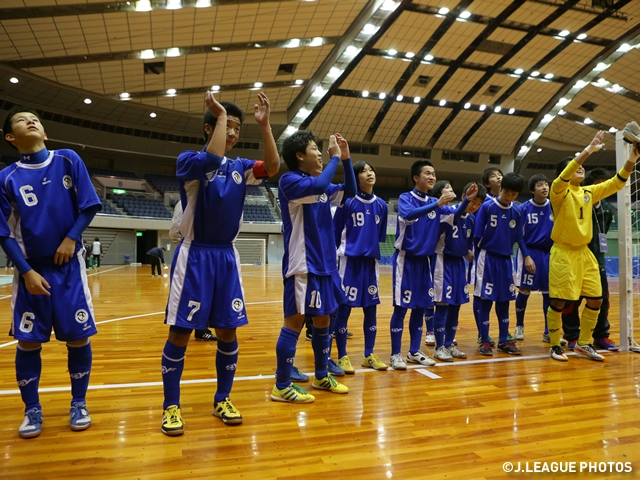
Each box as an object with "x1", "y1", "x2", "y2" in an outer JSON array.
[{"x1": 1, "y1": 0, "x2": 640, "y2": 478}]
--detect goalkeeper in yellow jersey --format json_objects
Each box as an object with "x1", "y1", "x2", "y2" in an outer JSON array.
[{"x1": 547, "y1": 128, "x2": 640, "y2": 362}]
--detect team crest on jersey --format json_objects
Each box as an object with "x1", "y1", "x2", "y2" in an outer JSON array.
[
  {"x1": 375, "y1": 215, "x2": 380, "y2": 224},
  {"x1": 549, "y1": 213, "x2": 554, "y2": 221},
  {"x1": 584, "y1": 194, "x2": 590, "y2": 203},
  {"x1": 75, "y1": 309, "x2": 89, "y2": 323},
  {"x1": 464, "y1": 285, "x2": 469, "y2": 294},
  {"x1": 466, "y1": 229, "x2": 471, "y2": 237},
  {"x1": 428, "y1": 211, "x2": 436, "y2": 219},
  {"x1": 509, "y1": 220, "x2": 516, "y2": 228},
  {"x1": 63, "y1": 175, "x2": 73, "y2": 189},
  {"x1": 231, "y1": 298, "x2": 244, "y2": 312},
  {"x1": 368, "y1": 285, "x2": 378, "y2": 295},
  {"x1": 509, "y1": 284, "x2": 516, "y2": 292},
  {"x1": 318, "y1": 193, "x2": 328, "y2": 203},
  {"x1": 232, "y1": 171, "x2": 242, "y2": 184},
  {"x1": 429, "y1": 288, "x2": 434, "y2": 298}
]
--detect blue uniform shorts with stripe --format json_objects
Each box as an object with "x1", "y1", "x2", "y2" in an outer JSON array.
[
  {"x1": 515, "y1": 247, "x2": 549, "y2": 291},
  {"x1": 433, "y1": 253, "x2": 470, "y2": 305},
  {"x1": 11, "y1": 251, "x2": 97, "y2": 343},
  {"x1": 283, "y1": 270, "x2": 345, "y2": 317},
  {"x1": 338, "y1": 256, "x2": 380, "y2": 308},
  {"x1": 473, "y1": 249, "x2": 516, "y2": 302},
  {"x1": 165, "y1": 240, "x2": 248, "y2": 330},
  {"x1": 392, "y1": 250, "x2": 434, "y2": 309}
]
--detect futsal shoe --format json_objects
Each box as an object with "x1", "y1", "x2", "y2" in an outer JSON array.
[
  {"x1": 389, "y1": 353, "x2": 407, "y2": 370},
  {"x1": 161, "y1": 405, "x2": 184, "y2": 436},
  {"x1": 567, "y1": 339, "x2": 576, "y2": 351},
  {"x1": 362, "y1": 353, "x2": 388, "y2": 370},
  {"x1": 574, "y1": 343, "x2": 605, "y2": 362},
  {"x1": 212, "y1": 397, "x2": 243, "y2": 425},
  {"x1": 514, "y1": 325, "x2": 525, "y2": 341},
  {"x1": 447, "y1": 345, "x2": 467, "y2": 359},
  {"x1": 433, "y1": 346, "x2": 454, "y2": 362},
  {"x1": 18, "y1": 409, "x2": 43, "y2": 439},
  {"x1": 327, "y1": 358, "x2": 345, "y2": 376},
  {"x1": 497, "y1": 341, "x2": 521, "y2": 355},
  {"x1": 424, "y1": 332, "x2": 436, "y2": 346},
  {"x1": 406, "y1": 350, "x2": 436, "y2": 366},
  {"x1": 542, "y1": 333, "x2": 567, "y2": 346},
  {"x1": 479, "y1": 342, "x2": 493, "y2": 356},
  {"x1": 70, "y1": 403, "x2": 92, "y2": 431},
  {"x1": 622, "y1": 121, "x2": 640, "y2": 144},
  {"x1": 270, "y1": 384, "x2": 315, "y2": 403},
  {"x1": 194, "y1": 329, "x2": 217, "y2": 341},
  {"x1": 477, "y1": 336, "x2": 496, "y2": 347},
  {"x1": 338, "y1": 355, "x2": 355, "y2": 374},
  {"x1": 290, "y1": 366, "x2": 309, "y2": 382},
  {"x1": 550, "y1": 346, "x2": 568, "y2": 362},
  {"x1": 593, "y1": 337, "x2": 619, "y2": 351},
  {"x1": 312, "y1": 374, "x2": 349, "y2": 394}
]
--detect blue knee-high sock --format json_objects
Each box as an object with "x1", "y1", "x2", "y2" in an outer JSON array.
[
  {"x1": 409, "y1": 308, "x2": 425, "y2": 354},
  {"x1": 162, "y1": 341, "x2": 187, "y2": 410},
  {"x1": 424, "y1": 307, "x2": 434, "y2": 333},
  {"x1": 335, "y1": 304, "x2": 350, "y2": 359},
  {"x1": 363, "y1": 305, "x2": 377, "y2": 357},
  {"x1": 327, "y1": 312, "x2": 336, "y2": 359},
  {"x1": 390, "y1": 306, "x2": 407, "y2": 355},
  {"x1": 67, "y1": 341, "x2": 92, "y2": 405},
  {"x1": 16, "y1": 346, "x2": 42, "y2": 412},
  {"x1": 515, "y1": 291, "x2": 530, "y2": 327},
  {"x1": 496, "y1": 301, "x2": 510, "y2": 344},
  {"x1": 478, "y1": 298, "x2": 492, "y2": 343},
  {"x1": 275, "y1": 327, "x2": 299, "y2": 389},
  {"x1": 433, "y1": 305, "x2": 448, "y2": 349},
  {"x1": 312, "y1": 326, "x2": 330, "y2": 379},
  {"x1": 444, "y1": 304, "x2": 460, "y2": 348},
  {"x1": 473, "y1": 296, "x2": 482, "y2": 336},
  {"x1": 214, "y1": 339, "x2": 238, "y2": 403},
  {"x1": 542, "y1": 292, "x2": 550, "y2": 334}
]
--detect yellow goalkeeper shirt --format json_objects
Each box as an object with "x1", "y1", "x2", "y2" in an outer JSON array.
[{"x1": 550, "y1": 159, "x2": 628, "y2": 247}]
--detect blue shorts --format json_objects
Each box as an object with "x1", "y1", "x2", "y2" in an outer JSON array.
[
  {"x1": 11, "y1": 251, "x2": 97, "y2": 343},
  {"x1": 392, "y1": 251, "x2": 434, "y2": 309},
  {"x1": 165, "y1": 240, "x2": 248, "y2": 330},
  {"x1": 473, "y1": 250, "x2": 516, "y2": 302},
  {"x1": 283, "y1": 271, "x2": 345, "y2": 317},
  {"x1": 338, "y1": 256, "x2": 380, "y2": 308},
  {"x1": 433, "y1": 253, "x2": 470, "y2": 305},
  {"x1": 515, "y1": 247, "x2": 549, "y2": 291}
]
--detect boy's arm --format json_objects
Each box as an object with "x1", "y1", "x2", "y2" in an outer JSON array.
[
  {"x1": 0, "y1": 238, "x2": 51, "y2": 295},
  {"x1": 336, "y1": 134, "x2": 356, "y2": 199},
  {"x1": 254, "y1": 92, "x2": 279, "y2": 177},
  {"x1": 552, "y1": 131, "x2": 606, "y2": 197},
  {"x1": 55, "y1": 204, "x2": 100, "y2": 266},
  {"x1": 590, "y1": 144, "x2": 640, "y2": 202},
  {"x1": 405, "y1": 191, "x2": 455, "y2": 221}
]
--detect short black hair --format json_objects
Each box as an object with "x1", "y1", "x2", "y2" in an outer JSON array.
[
  {"x1": 410, "y1": 159, "x2": 434, "y2": 186},
  {"x1": 3, "y1": 105, "x2": 42, "y2": 150},
  {"x1": 94, "y1": 237, "x2": 99, "y2": 241},
  {"x1": 500, "y1": 172, "x2": 524, "y2": 193},
  {"x1": 352, "y1": 161, "x2": 376, "y2": 190},
  {"x1": 481, "y1": 167, "x2": 503, "y2": 188},
  {"x1": 528, "y1": 173, "x2": 549, "y2": 192},
  {"x1": 464, "y1": 182, "x2": 486, "y2": 200},
  {"x1": 202, "y1": 101, "x2": 244, "y2": 142},
  {"x1": 584, "y1": 167, "x2": 610, "y2": 186},
  {"x1": 161, "y1": 247, "x2": 166, "y2": 251},
  {"x1": 430, "y1": 179, "x2": 451, "y2": 198},
  {"x1": 281, "y1": 130, "x2": 317, "y2": 171},
  {"x1": 555, "y1": 156, "x2": 574, "y2": 178}
]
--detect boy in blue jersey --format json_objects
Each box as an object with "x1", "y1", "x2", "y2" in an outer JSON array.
[
  {"x1": 332, "y1": 161, "x2": 389, "y2": 373},
  {"x1": 160, "y1": 92, "x2": 279, "y2": 435},
  {"x1": 271, "y1": 130, "x2": 356, "y2": 403},
  {"x1": 473, "y1": 172, "x2": 530, "y2": 356},
  {"x1": 513, "y1": 174, "x2": 560, "y2": 344},
  {"x1": 431, "y1": 181, "x2": 483, "y2": 361},
  {"x1": 389, "y1": 160, "x2": 473, "y2": 370},
  {"x1": 0, "y1": 106, "x2": 102, "y2": 438}
]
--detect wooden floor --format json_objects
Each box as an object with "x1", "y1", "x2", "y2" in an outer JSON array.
[{"x1": 0, "y1": 265, "x2": 639, "y2": 479}]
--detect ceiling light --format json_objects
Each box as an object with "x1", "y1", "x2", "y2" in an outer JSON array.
[
  {"x1": 494, "y1": 106, "x2": 501, "y2": 113},
  {"x1": 594, "y1": 62, "x2": 609, "y2": 71},
  {"x1": 211, "y1": 85, "x2": 220, "y2": 91},
  {"x1": 577, "y1": 33, "x2": 587, "y2": 40},
  {"x1": 558, "y1": 109, "x2": 566, "y2": 115},
  {"x1": 9, "y1": 77, "x2": 18, "y2": 84},
  {"x1": 405, "y1": 52, "x2": 415, "y2": 59},
  {"x1": 379, "y1": 92, "x2": 386, "y2": 99},
  {"x1": 438, "y1": 7, "x2": 449, "y2": 15},
  {"x1": 508, "y1": 108, "x2": 515, "y2": 114},
  {"x1": 380, "y1": 0, "x2": 400, "y2": 12},
  {"x1": 528, "y1": 132, "x2": 540, "y2": 141},
  {"x1": 608, "y1": 84, "x2": 623, "y2": 93},
  {"x1": 166, "y1": 88, "x2": 177, "y2": 95},
  {"x1": 345, "y1": 46, "x2": 360, "y2": 57},
  {"x1": 396, "y1": 94, "x2": 403, "y2": 101},
  {"x1": 135, "y1": 0, "x2": 151, "y2": 12},
  {"x1": 295, "y1": 79, "x2": 304, "y2": 85},
  {"x1": 479, "y1": 104, "x2": 486, "y2": 111},
  {"x1": 559, "y1": 30, "x2": 570, "y2": 37},
  {"x1": 166, "y1": 47, "x2": 180, "y2": 57},
  {"x1": 439, "y1": 99, "x2": 446, "y2": 106},
  {"x1": 463, "y1": 103, "x2": 470, "y2": 109},
  {"x1": 362, "y1": 91, "x2": 369, "y2": 97},
  {"x1": 119, "y1": 92, "x2": 130, "y2": 100},
  {"x1": 312, "y1": 86, "x2": 326, "y2": 97},
  {"x1": 537, "y1": 148, "x2": 542, "y2": 152},
  {"x1": 285, "y1": 126, "x2": 297, "y2": 135},
  {"x1": 84, "y1": 98, "x2": 92, "y2": 104},
  {"x1": 253, "y1": 82, "x2": 263, "y2": 88},
  {"x1": 362, "y1": 23, "x2": 378, "y2": 35},
  {"x1": 618, "y1": 43, "x2": 632, "y2": 52},
  {"x1": 609, "y1": 127, "x2": 617, "y2": 133},
  {"x1": 140, "y1": 49, "x2": 155, "y2": 59},
  {"x1": 584, "y1": 118, "x2": 593, "y2": 124},
  {"x1": 328, "y1": 67, "x2": 342, "y2": 77},
  {"x1": 575, "y1": 80, "x2": 587, "y2": 89},
  {"x1": 544, "y1": 73, "x2": 554, "y2": 79},
  {"x1": 211, "y1": 46, "x2": 221, "y2": 51},
  {"x1": 414, "y1": 96, "x2": 420, "y2": 103},
  {"x1": 150, "y1": 112, "x2": 157, "y2": 118},
  {"x1": 287, "y1": 39, "x2": 301, "y2": 48},
  {"x1": 424, "y1": 54, "x2": 434, "y2": 61},
  {"x1": 596, "y1": 78, "x2": 608, "y2": 86},
  {"x1": 309, "y1": 37, "x2": 323, "y2": 47},
  {"x1": 459, "y1": 10, "x2": 471, "y2": 19},
  {"x1": 388, "y1": 49, "x2": 397, "y2": 56},
  {"x1": 530, "y1": 71, "x2": 540, "y2": 77},
  {"x1": 557, "y1": 98, "x2": 569, "y2": 106},
  {"x1": 195, "y1": 0, "x2": 211, "y2": 7},
  {"x1": 543, "y1": 114, "x2": 554, "y2": 122},
  {"x1": 514, "y1": 68, "x2": 524, "y2": 75},
  {"x1": 295, "y1": 108, "x2": 310, "y2": 118},
  {"x1": 166, "y1": 0, "x2": 182, "y2": 9}
]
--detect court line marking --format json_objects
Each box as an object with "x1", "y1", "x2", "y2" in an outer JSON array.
[
  {"x1": 415, "y1": 368, "x2": 441, "y2": 379},
  {"x1": 0, "y1": 350, "x2": 612, "y2": 396}
]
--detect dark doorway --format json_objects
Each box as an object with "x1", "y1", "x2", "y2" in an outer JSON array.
[{"x1": 136, "y1": 230, "x2": 159, "y2": 263}]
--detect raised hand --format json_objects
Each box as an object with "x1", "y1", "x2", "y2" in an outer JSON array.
[
  {"x1": 254, "y1": 92, "x2": 271, "y2": 127},
  {"x1": 205, "y1": 91, "x2": 226, "y2": 117},
  {"x1": 328, "y1": 135, "x2": 340, "y2": 158},
  {"x1": 588, "y1": 130, "x2": 605, "y2": 151},
  {"x1": 465, "y1": 183, "x2": 478, "y2": 201},
  {"x1": 335, "y1": 133, "x2": 350, "y2": 160},
  {"x1": 438, "y1": 190, "x2": 456, "y2": 207}
]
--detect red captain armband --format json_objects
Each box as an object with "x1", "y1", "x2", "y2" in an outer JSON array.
[{"x1": 253, "y1": 161, "x2": 268, "y2": 179}]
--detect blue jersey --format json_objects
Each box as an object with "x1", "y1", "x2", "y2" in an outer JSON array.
[
  {"x1": 0, "y1": 149, "x2": 101, "y2": 260},
  {"x1": 335, "y1": 191, "x2": 388, "y2": 259},
  {"x1": 395, "y1": 189, "x2": 443, "y2": 257},
  {"x1": 177, "y1": 150, "x2": 266, "y2": 245},
  {"x1": 279, "y1": 171, "x2": 345, "y2": 277},
  {"x1": 474, "y1": 197, "x2": 526, "y2": 257},
  {"x1": 520, "y1": 199, "x2": 554, "y2": 251},
  {"x1": 437, "y1": 210, "x2": 474, "y2": 257}
]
